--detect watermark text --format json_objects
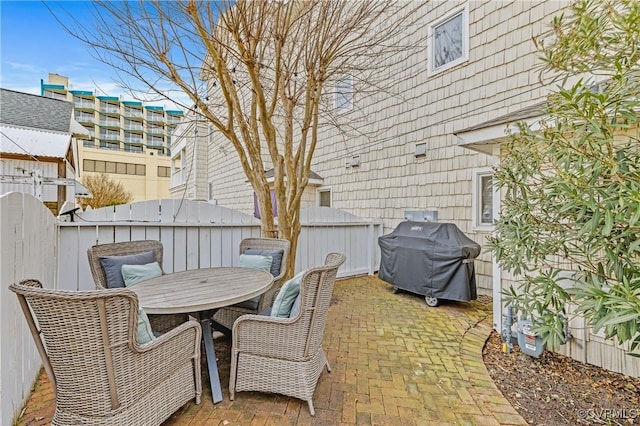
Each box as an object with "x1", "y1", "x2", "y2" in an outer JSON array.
[{"x1": 577, "y1": 408, "x2": 638, "y2": 421}]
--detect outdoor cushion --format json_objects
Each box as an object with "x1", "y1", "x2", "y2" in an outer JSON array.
[
  {"x1": 137, "y1": 307, "x2": 156, "y2": 344},
  {"x1": 234, "y1": 254, "x2": 274, "y2": 309},
  {"x1": 243, "y1": 248, "x2": 284, "y2": 277},
  {"x1": 238, "y1": 254, "x2": 273, "y2": 274},
  {"x1": 271, "y1": 271, "x2": 304, "y2": 318},
  {"x1": 258, "y1": 306, "x2": 272, "y2": 316},
  {"x1": 122, "y1": 261, "x2": 163, "y2": 287},
  {"x1": 99, "y1": 251, "x2": 156, "y2": 288},
  {"x1": 289, "y1": 293, "x2": 302, "y2": 318}
]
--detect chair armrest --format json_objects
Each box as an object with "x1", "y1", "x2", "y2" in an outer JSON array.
[
  {"x1": 232, "y1": 314, "x2": 307, "y2": 360},
  {"x1": 123, "y1": 319, "x2": 202, "y2": 396},
  {"x1": 138, "y1": 318, "x2": 202, "y2": 352}
]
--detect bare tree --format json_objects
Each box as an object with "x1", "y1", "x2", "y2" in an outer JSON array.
[
  {"x1": 53, "y1": 0, "x2": 419, "y2": 275},
  {"x1": 79, "y1": 173, "x2": 133, "y2": 209}
]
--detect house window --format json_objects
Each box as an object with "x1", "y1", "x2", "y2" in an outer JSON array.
[
  {"x1": 472, "y1": 169, "x2": 497, "y2": 229},
  {"x1": 318, "y1": 187, "x2": 332, "y2": 207},
  {"x1": 172, "y1": 150, "x2": 184, "y2": 174},
  {"x1": 208, "y1": 182, "x2": 215, "y2": 200},
  {"x1": 158, "y1": 166, "x2": 170, "y2": 178},
  {"x1": 335, "y1": 75, "x2": 353, "y2": 113},
  {"x1": 170, "y1": 149, "x2": 185, "y2": 188},
  {"x1": 428, "y1": 5, "x2": 468, "y2": 74},
  {"x1": 83, "y1": 159, "x2": 144, "y2": 176}
]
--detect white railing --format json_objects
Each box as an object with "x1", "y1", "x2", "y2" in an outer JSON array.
[
  {"x1": 100, "y1": 105, "x2": 120, "y2": 114},
  {"x1": 75, "y1": 114, "x2": 94, "y2": 123},
  {"x1": 124, "y1": 135, "x2": 144, "y2": 144},
  {"x1": 100, "y1": 118, "x2": 121, "y2": 127},
  {"x1": 99, "y1": 131, "x2": 120, "y2": 140},
  {"x1": 74, "y1": 100, "x2": 94, "y2": 109},
  {"x1": 124, "y1": 109, "x2": 143, "y2": 118},
  {"x1": 124, "y1": 123, "x2": 144, "y2": 131}
]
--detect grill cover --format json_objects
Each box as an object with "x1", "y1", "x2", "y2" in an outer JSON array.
[{"x1": 378, "y1": 221, "x2": 481, "y2": 301}]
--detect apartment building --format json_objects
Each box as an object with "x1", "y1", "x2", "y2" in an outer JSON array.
[{"x1": 41, "y1": 74, "x2": 183, "y2": 201}]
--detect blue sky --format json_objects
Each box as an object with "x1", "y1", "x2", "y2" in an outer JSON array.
[{"x1": 0, "y1": 1, "x2": 186, "y2": 107}]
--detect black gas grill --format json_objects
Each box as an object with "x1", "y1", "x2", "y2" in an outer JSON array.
[{"x1": 378, "y1": 221, "x2": 481, "y2": 306}]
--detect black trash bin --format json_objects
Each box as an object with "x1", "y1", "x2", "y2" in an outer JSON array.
[{"x1": 378, "y1": 221, "x2": 481, "y2": 306}]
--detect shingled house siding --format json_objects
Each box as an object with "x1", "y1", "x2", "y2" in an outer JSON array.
[{"x1": 202, "y1": 1, "x2": 569, "y2": 295}]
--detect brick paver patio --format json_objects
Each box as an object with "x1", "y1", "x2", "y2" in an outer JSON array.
[{"x1": 17, "y1": 275, "x2": 526, "y2": 425}]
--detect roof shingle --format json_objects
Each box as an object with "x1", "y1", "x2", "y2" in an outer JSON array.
[{"x1": 0, "y1": 88, "x2": 74, "y2": 133}]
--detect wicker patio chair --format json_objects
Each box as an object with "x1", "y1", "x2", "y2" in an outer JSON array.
[
  {"x1": 88, "y1": 240, "x2": 187, "y2": 333},
  {"x1": 10, "y1": 279, "x2": 202, "y2": 426},
  {"x1": 213, "y1": 238, "x2": 290, "y2": 332},
  {"x1": 229, "y1": 252, "x2": 346, "y2": 415}
]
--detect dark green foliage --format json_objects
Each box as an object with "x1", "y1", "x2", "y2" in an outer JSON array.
[{"x1": 489, "y1": 0, "x2": 640, "y2": 353}]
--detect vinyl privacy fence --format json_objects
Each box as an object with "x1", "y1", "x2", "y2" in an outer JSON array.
[
  {"x1": 57, "y1": 200, "x2": 383, "y2": 290},
  {"x1": 0, "y1": 192, "x2": 58, "y2": 426},
  {"x1": 1, "y1": 195, "x2": 382, "y2": 424}
]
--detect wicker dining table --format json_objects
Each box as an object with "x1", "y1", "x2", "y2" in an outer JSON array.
[{"x1": 129, "y1": 267, "x2": 274, "y2": 404}]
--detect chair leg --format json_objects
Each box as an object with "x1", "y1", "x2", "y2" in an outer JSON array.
[
  {"x1": 307, "y1": 399, "x2": 315, "y2": 416},
  {"x1": 229, "y1": 350, "x2": 237, "y2": 400}
]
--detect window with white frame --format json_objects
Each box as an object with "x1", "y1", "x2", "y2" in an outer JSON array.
[
  {"x1": 170, "y1": 149, "x2": 185, "y2": 188},
  {"x1": 334, "y1": 75, "x2": 353, "y2": 113},
  {"x1": 472, "y1": 169, "x2": 498, "y2": 229},
  {"x1": 428, "y1": 5, "x2": 469, "y2": 74},
  {"x1": 318, "y1": 187, "x2": 332, "y2": 207}
]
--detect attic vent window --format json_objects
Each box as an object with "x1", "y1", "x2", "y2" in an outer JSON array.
[{"x1": 415, "y1": 143, "x2": 427, "y2": 158}]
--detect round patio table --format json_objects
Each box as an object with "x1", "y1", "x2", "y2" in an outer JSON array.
[{"x1": 130, "y1": 267, "x2": 273, "y2": 404}]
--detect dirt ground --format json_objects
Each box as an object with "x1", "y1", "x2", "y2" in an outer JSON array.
[{"x1": 483, "y1": 331, "x2": 640, "y2": 425}]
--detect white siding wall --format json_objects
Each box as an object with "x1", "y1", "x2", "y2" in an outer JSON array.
[
  {"x1": 0, "y1": 159, "x2": 60, "y2": 202},
  {"x1": 170, "y1": 119, "x2": 209, "y2": 201},
  {"x1": 207, "y1": 137, "x2": 255, "y2": 212},
  {"x1": 203, "y1": 1, "x2": 570, "y2": 296}
]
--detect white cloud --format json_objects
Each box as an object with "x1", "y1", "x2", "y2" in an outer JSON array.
[{"x1": 5, "y1": 62, "x2": 44, "y2": 74}]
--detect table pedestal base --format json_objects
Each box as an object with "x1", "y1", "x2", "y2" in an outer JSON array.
[{"x1": 200, "y1": 318, "x2": 223, "y2": 403}]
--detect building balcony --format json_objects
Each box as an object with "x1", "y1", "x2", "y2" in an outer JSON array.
[
  {"x1": 100, "y1": 105, "x2": 120, "y2": 114},
  {"x1": 124, "y1": 144, "x2": 144, "y2": 153},
  {"x1": 44, "y1": 90, "x2": 67, "y2": 101},
  {"x1": 146, "y1": 128, "x2": 165, "y2": 136},
  {"x1": 124, "y1": 110, "x2": 144, "y2": 119},
  {"x1": 99, "y1": 132, "x2": 121, "y2": 141},
  {"x1": 147, "y1": 137, "x2": 165, "y2": 146},
  {"x1": 124, "y1": 123, "x2": 144, "y2": 131},
  {"x1": 166, "y1": 115, "x2": 182, "y2": 125},
  {"x1": 75, "y1": 115, "x2": 94, "y2": 124},
  {"x1": 146, "y1": 114, "x2": 165, "y2": 123},
  {"x1": 74, "y1": 100, "x2": 95, "y2": 109},
  {"x1": 99, "y1": 119, "x2": 121, "y2": 127},
  {"x1": 98, "y1": 141, "x2": 122, "y2": 150},
  {"x1": 124, "y1": 135, "x2": 144, "y2": 144}
]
